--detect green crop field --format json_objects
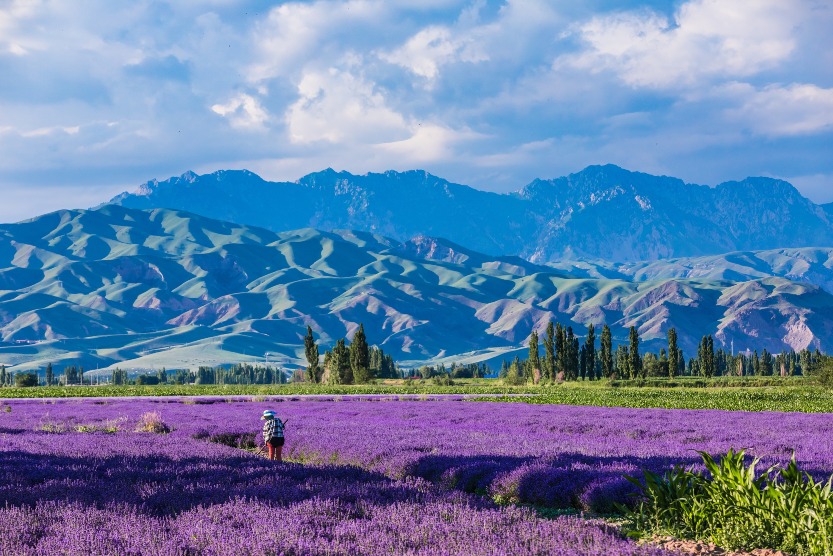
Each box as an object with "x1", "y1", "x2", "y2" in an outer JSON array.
[{"x1": 2, "y1": 377, "x2": 832, "y2": 413}]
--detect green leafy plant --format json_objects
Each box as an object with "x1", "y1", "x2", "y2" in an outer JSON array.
[{"x1": 624, "y1": 449, "x2": 833, "y2": 555}]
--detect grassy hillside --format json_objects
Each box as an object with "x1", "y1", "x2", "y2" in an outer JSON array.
[{"x1": 0, "y1": 206, "x2": 831, "y2": 373}]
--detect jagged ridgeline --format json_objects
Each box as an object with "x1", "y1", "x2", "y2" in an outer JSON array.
[
  {"x1": 0, "y1": 203, "x2": 832, "y2": 373},
  {"x1": 108, "y1": 164, "x2": 833, "y2": 262}
]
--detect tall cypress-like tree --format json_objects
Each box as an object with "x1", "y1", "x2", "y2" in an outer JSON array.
[
  {"x1": 579, "y1": 344, "x2": 587, "y2": 380},
  {"x1": 628, "y1": 326, "x2": 641, "y2": 379},
  {"x1": 528, "y1": 330, "x2": 540, "y2": 383},
  {"x1": 0, "y1": 365, "x2": 5, "y2": 387},
  {"x1": 350, "y1": 324, "x2": 371, "y2": 383},
  {"x1": 616, "y1": 344, "x2": 630, "y2": 378},
  {"x1": 45, "y1": 362, "x2": 54, "y2": 387},
  {"x1": 699, "y1": 335, "x2": 715, "y2": 378},
  {"x1": 555, "y1": 323, "x2": 565, "y2": 378},
  {"x1": 761, "y1": 349, "x2": 773, "y2": 376},
  {"x1": 600, "y1": 325, "x2": 613, "y2": 378},
  {"x1": 543, "y1": 321, "x2": 555, "y2": 382},
  {"x1": 667, "y1": 328, "x2": 679, "y2": 378},
  {"x1": 335, "y1": 339, "x2": 353, "y2": 384},
  {"x1": 584, "y1": 324, "x2": 596, "y2": 381},
  {"x1": 565, "y1": 326, "x2": 577, "y2": 380},
  {"x1": 304, "y1": 325, "x2": 320, "y2": 383}
]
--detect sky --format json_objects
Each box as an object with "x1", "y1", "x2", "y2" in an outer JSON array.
[{"x1": 0, "y1": 0, "x2": 832, "y2": 222}]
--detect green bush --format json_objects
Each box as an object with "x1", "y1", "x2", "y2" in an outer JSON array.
[
  {"x1": 810, "y1": 358, "x2": 833, "y2": 388},
  {"x1": 14, "y1": 372, "x2": 38, "y2": 387},
  {"x1": 624, "y1": 449, "x2": 833, "y2": 555}
]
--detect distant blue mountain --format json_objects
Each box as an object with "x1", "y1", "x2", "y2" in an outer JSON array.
[{"x1": 107, "y1": 165, "x2": 833, "y2": 262}]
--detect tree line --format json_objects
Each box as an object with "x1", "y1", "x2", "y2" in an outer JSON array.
[
  {"x1": 304, "y1": 324, "x2": 400, "y2": 384},
  {"x1": 505, "y1": 323, "x2": 825, "y2": 383}
]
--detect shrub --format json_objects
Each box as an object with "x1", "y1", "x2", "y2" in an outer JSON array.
[
  {"x1": 135, "y1": 411, "x2": 171, "y2": 434},
  {"x1": 432, "y1": 374, "x2": 455, "y2": 386}
]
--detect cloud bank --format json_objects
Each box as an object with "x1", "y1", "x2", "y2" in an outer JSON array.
[{"x1": 0, "y1": 0, "x2": 831, "y2": 222}]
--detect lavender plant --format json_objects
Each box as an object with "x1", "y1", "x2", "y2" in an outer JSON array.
[{"x1": 1, "y1": 396, "x2": 831, "y2": 554}]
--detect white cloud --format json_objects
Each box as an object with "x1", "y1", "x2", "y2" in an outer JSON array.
[
  {"x1": 723, "y1": 83, "x2": 833, "y2": 137},
  {"x1": 211, "y1": 93, "x2": 270, "y2": 130},
  {"x1": 380, "y1": 25, "x2": 487, "y2": 83},
  {"x1": 286, "y1": 68, "x2": 409, "y2": 144},
  {"x1": 562, "y1": 0, "x2": 800, "y2": 89},
  {"x1": 247, "y1": 1, "x2": 383, "y2": 84},
  {"x1": 379, "y1": 123, "x2": 478, "y2": 163}
]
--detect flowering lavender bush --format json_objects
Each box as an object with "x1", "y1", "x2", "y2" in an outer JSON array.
[{"x1": 1, "y1": 396, "x2": 831, "y2": 554}]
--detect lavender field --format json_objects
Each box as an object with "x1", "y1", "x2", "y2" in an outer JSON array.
[{"x1": 2, "y1": 396, "x2": 833, "y2": 555}]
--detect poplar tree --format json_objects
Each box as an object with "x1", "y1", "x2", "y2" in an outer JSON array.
[
  {"x1": 600, "y1": 325, "x2": 613, "y2": 378},
  {"x1": 350, "y1": 324, "x2": 371, "y2": 383},
  {"x1": 0, "y1": 365, "x2": 5, "y2": 387},
  {"x1": 329, "y1": 339, "x2": 352, "y2": 384},
  {"x1": 543, "y1": 321, "x2": 555, "y2": 382},
  {"x1": 761, "y1": 349, "x2": 773, "y2": 376},
  {"x1": 555, "y1": 323, "x2": 565, "y2": 378},
  {"x1": 616, "y1": 344, "x2": 630, "y2": 378},
  {"x1": 584, "y1": 324, "x2": 595, "y2": 381},
  {"x1": 45, "y1": 363, "x2": 54, "y2": 386},
  {"x1": 565, "y1": 327, "x2": 577, "y2": 380},
  {"x1": 667, "y1": 328, "x2": 679, "y2": 378},
  {"x1": 528, "y1": 330, "x2": 540, "y2": 383},
  {"x1": 628, "y1": 326, "x2": 641, "y2": 379},
  {"x1": 304, "y1": 325, "x2": 320, "y2": 383}
]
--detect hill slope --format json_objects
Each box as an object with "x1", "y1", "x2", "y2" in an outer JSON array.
[
  {"x1": 1, "y1": 206, "x2": 832, "y2": 372},
  {"x1": 107, "y1": 165, "x2": 833, "y2": 262}
]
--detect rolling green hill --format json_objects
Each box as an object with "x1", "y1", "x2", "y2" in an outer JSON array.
[{"x1": 0, "y1": 205, "x2": 831, "y2": 373}]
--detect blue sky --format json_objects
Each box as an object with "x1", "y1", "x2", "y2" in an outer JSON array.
[{"x1": 1, "y1": 0, "x2": 832, "y2": 222}]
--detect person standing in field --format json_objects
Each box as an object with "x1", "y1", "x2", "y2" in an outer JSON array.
[{"x1": 261, "y1": 410, "x2": 286, "y2": 462}]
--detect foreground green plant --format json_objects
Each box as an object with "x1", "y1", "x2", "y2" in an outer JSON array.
[{"x1": 624, "y1": 449, "x2": 833, "y2": 555}]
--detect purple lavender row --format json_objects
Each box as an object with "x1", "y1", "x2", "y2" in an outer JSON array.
[
  {"x1": 0, "y1": 401, "x2": 679, "y2": 555},
  {"x1": 3, "y1": 397, "x2": 832, "y2": 511}
]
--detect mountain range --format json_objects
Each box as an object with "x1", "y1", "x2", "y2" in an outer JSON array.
[
  {"x1": 1, "y1": 204, "x2": 832, "y2": 373},
  {"x1": 109, "y1": 165, "x2": 833, "y2": 262}
]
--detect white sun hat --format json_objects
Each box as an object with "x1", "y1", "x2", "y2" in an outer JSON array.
[{"x1": 261, "y1": 410, "x2": 276, "y2": 420}]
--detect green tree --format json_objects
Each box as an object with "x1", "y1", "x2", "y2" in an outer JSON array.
[
  {"x1": 528, "y1": 330, "x2": 540, "y2": 382},
  {"x1": 330, "y1": 339, "x2": 352, "y2": 384},
  {"x1": 0, "y1": 365, "x2": 5, "y2": 387},
  {"x1": 584, "y1": 324, "x2": 596, "y2": 381},
  {"x1": 45, "y1": 363, "x2": 54, "y2": 386},
  {"x1": 600, "y1": 325, "x2": 613, "y2": 378},
  {"x1": 543, "y1": 321, "x2": 555, "y2": 382},
  {"x1": 699, "y1": 335, "x2": 715, "y2": 378},
  {"x1": 350, "y1": 324, "x2": 371, "y2": 383},
  {"x1": 304, "y1": 325, "x2": 321, "y2": 383},
  {"x1": 15, "y1": 372, "x2": 38, "y2": 387},
  {"x1": 667, "y1": 328, "x2": 679, "y2": 378},
  {"x1": 643, "y1": 352, "x2": 660, "y2": 377},
  {"x1": 616, "y1": 344, "x2": 630, "y2": 378},
  {"x1": 565, "y1": 327, "x2": 578, "y2": 380},
  {"x1": 504, "y1": 356, "x2": 525, "y2": 385},
  {"x1": 628, "y1": 326, "x2": 641, "y2": 379},
  {"x1": 157, "y1": 367, "x2": 167, "y2": 384},
  {"x1": 555, "y1": 323, "x2": 565, "y2": 378},
  {"x1": 761, "y1": 349, "x2": 773, "y2": 376}
]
